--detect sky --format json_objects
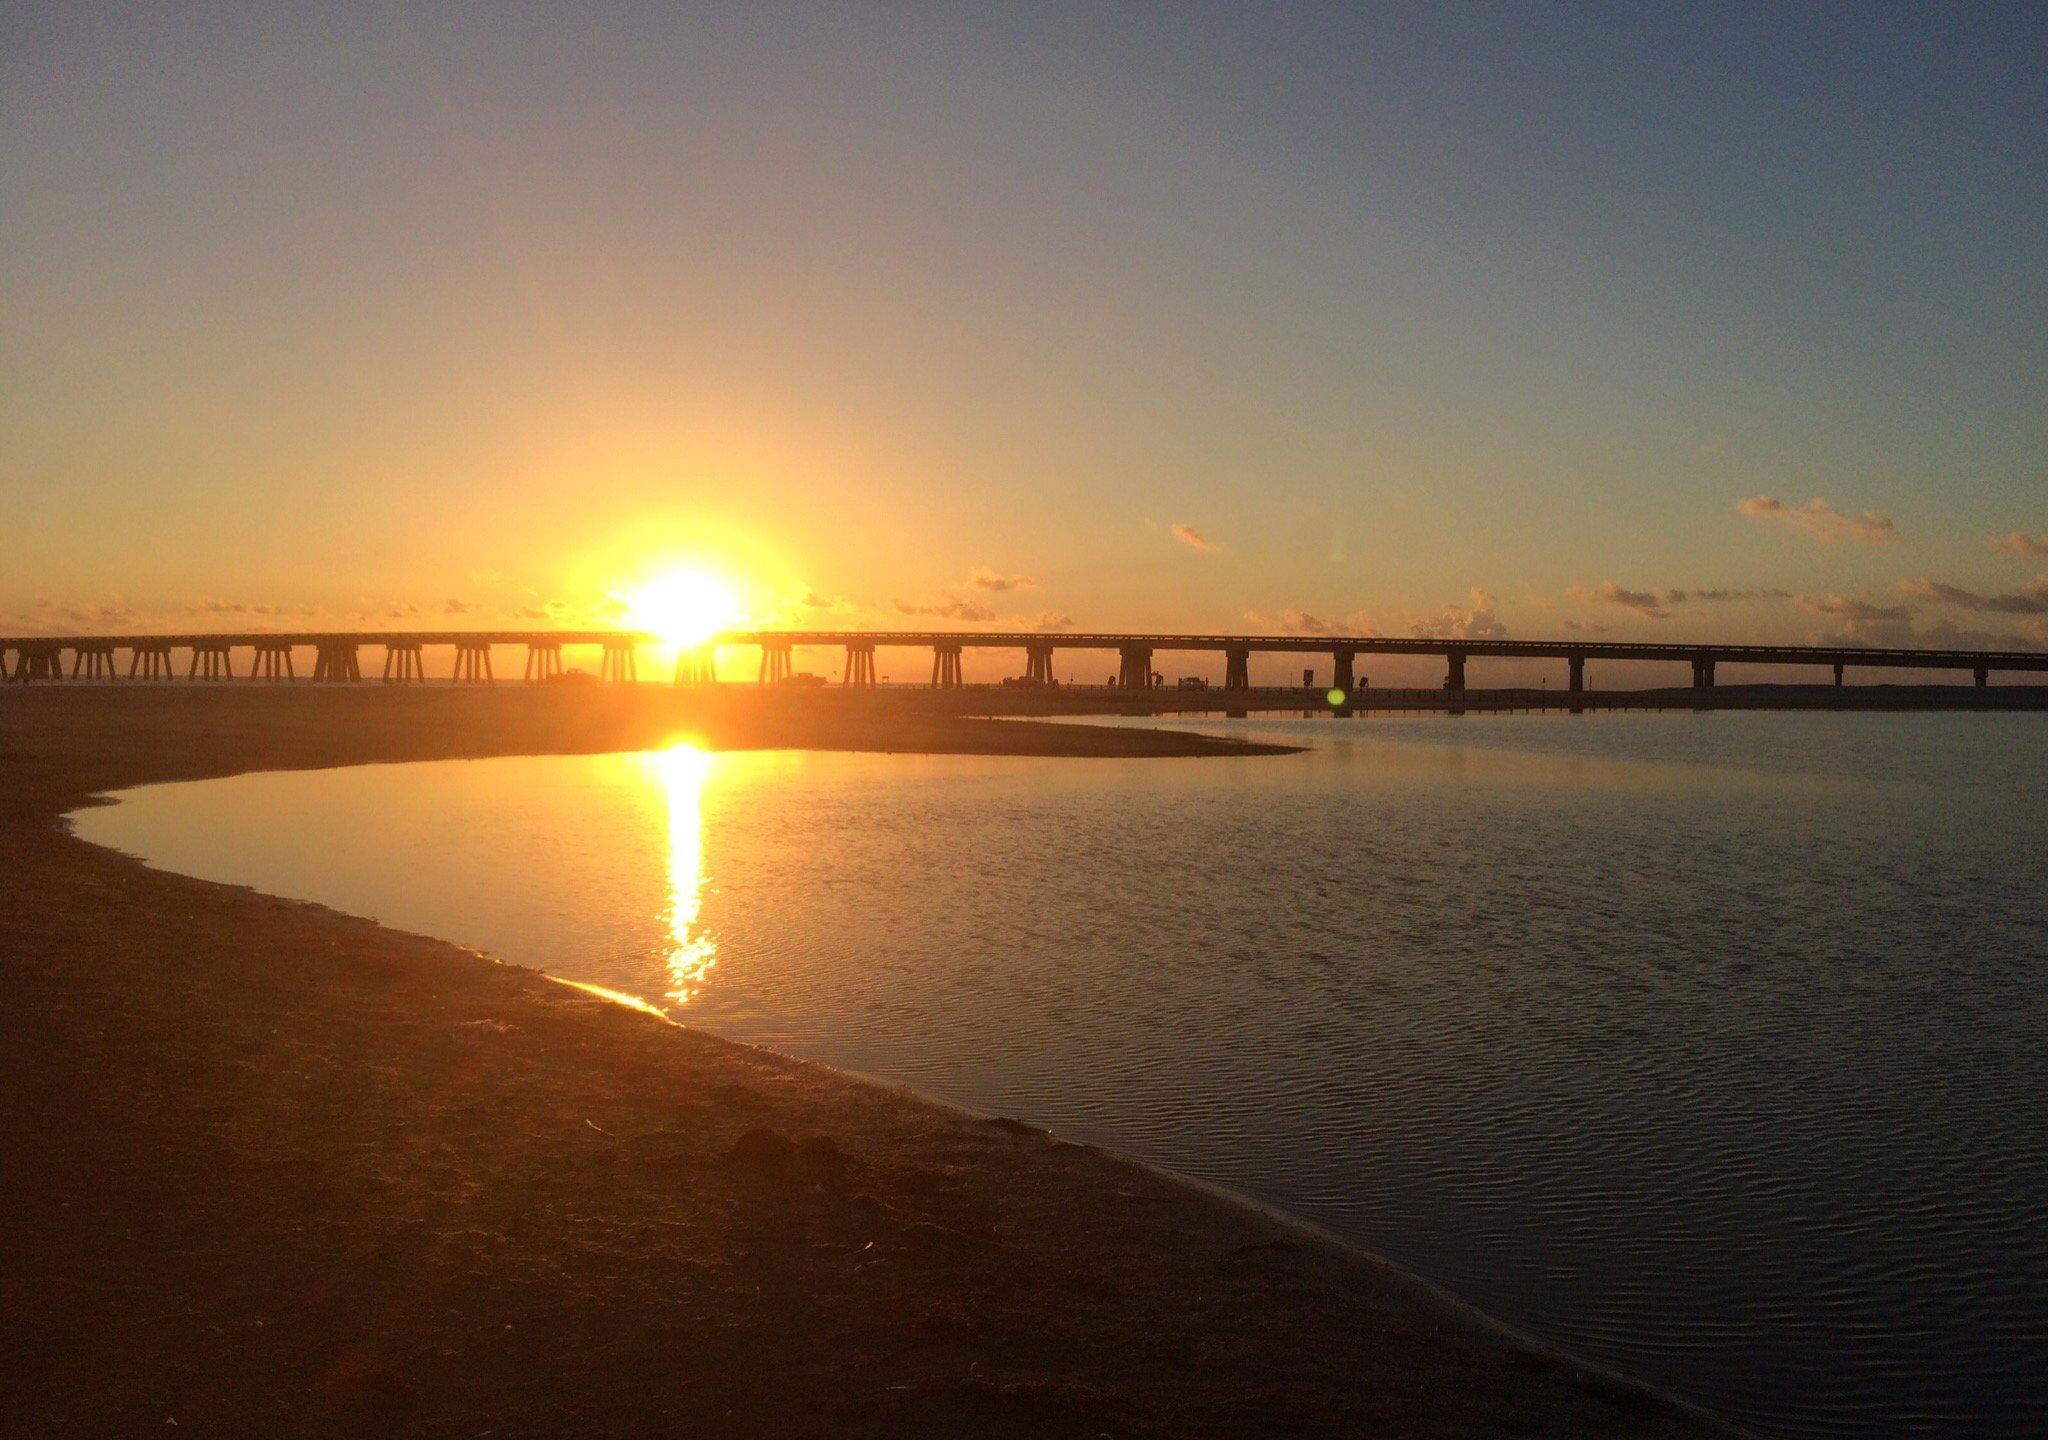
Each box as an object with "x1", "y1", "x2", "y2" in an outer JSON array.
[{"x1": 3, "y1": 2, "x2": 2045, "y2": 670}]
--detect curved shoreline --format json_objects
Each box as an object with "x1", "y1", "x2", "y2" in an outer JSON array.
[{"x1": 3, "y1": 686, "x2": 1742, "y2": 1437}]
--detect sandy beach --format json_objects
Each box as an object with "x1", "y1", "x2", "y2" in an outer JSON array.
[{"x1": 2, "y1": 686, "x2": 1740, "y2": 1438}]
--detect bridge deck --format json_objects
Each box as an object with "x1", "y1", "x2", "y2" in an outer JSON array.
[{"x1": 3, "y1": 629, "x2": 2044, "y2": 673}]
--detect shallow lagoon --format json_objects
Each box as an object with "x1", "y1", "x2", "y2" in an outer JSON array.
[{"x1": 77, "y1": 711, "x2": 2048, "y2": 1439}]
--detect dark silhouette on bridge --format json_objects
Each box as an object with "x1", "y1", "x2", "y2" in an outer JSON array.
[{"x1": 5, "y1": 628, "x2": 2046, "y2": 696}]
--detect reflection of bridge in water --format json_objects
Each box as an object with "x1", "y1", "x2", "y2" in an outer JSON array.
[{"x1": 6, "y1": 628, "x2": 2048, "y2": 694}]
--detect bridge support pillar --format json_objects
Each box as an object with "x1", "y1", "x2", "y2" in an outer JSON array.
[
  {"x1": 1568, "y1": 656, "x2": 1585, "y2": 692},
  {"x1": 250, "y1": 643, "x2": 295, "y2": 681},
  {"x1": 1691, "y1": 658, "x2": 1717, "y2": 688},
  {"x1": 11, "y1": 645, "x2": 62, "y2": 682},
  {"x1": 1117, "y1": 645, "x2": 1154, "y2": 690},
  {"x1": 1224, "y1": 646, "x2": 1249, "y2": 690},
  {"x1": 1332, "y1": 648, "x2": 1356, "y2": 694},
  {"x1": 130, "y1": 644, "x2": 176, "y2": 680},
  {"x1": 930, "y1": 644, "x2": 963, "y2": 688},
  {"x1": 452, "y1": 643, "x2": 494, "y2": 684},
  {"x1": 600, "y1": 640, "x2": 638, "y2": 684},
  {"x1": 843, "y1": 643, "x2": 877, "y2": 686},
  {"x1": 1024, "y1": 643, "x2": 1054, "y2": 685},
  {"x1": 71, "y1": 643, "x2": 117, "y2": 680},
  {"x1": 758, "y1": 643, "x2": 792, "y2": 685},
  {"x1": 312, "y1": 643, "x2": 361, "y2": 683},
  {"x1": 1974, "y1": 666, "x2": 1989, "y2": 688},
  {"x1": 189, "y1": 644, "x2": 233, "y2": 681},
  {"x1": 1445, "y1": 651, "x2": 1467, "y2": 693},
  {"x1": 1833, "y1": 663, "x2": 1844, "y2": 687},
  {"x1": 381, "y1": 643, "x2": 425, "y2": 684},
  {"x1": 523, "y1": 643, "x2": 562, "y2": 683},
  {"x1": 676, "y1": 644, "x2": 719, "y2": 687}
]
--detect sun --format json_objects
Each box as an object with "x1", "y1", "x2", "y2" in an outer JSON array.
[{"x1": 621, "y1": 568, "x2": 744, "y2": 649}]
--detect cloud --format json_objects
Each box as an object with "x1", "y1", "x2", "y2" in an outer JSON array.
[
  {"x1": 1170, "y1": 522, "x2": 1221, "y2": 553},
  {"x1": 1738, "y1": 495, "x2": 1900, "y2": 546},
  {"x1": 1567, "y1": 581, "x2": 1684, "y2": 618},
  {"x1": 444, "y1": 598, "x2": 478, "y2": 614},
  {"x1": 799, "y1": 590, "x2": 847, "y2": 611},
  {"x1": 1803, "y1": 603, "x2": 2041, "y2": 651},
  {"x1": 1991, "y1": 532, "x2": 2048, "y2": 557},
  {"x1": 1561, "y1": 619, "x2": 1609, "y2": 634},
  {"x1": 1895, "y1": 575, "x2": 2048, "y2": 616},
  {"x1": 1564, "y1": 582, "x2": 1791, "y2": 619},
  {"x1": 893, "y1": 596, "x2": 997, "y2": 623},
  {"x1": 969, "y1": 566, "x2": 1037, "y2": 592},
  {"x1": 186, "y1": 599, "x2": 284, "y2": 617},
  {"x1": 1691, "y1": 586, "x2": 1791, "y2": 602},
  {"x1": 1796, "y1": 593, "x2": 1912, "y2": 624},
  {"x1": 1411, "y1": 588, "x2": 1507, "y2": 640},
  {"x1": 1031, "y1": 612, "x2": 1075, "y2": 631}
]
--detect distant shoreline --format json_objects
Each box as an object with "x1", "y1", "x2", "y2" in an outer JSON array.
[{"x1": 4, "y1": 686, "x2": 1741, "y2": 1437}]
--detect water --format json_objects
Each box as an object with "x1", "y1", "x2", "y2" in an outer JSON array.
[{"x1": 73, "y1": 711, "x2": 2048, "y2": 1439}]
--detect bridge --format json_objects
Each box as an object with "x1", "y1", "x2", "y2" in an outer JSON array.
[{"x1": 4, "y1": 628, "x2": 2046, "y2": 692}]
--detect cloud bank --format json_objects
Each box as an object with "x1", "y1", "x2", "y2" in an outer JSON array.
[{"x1": 1738, "y1": 496, "x2": 1899, "y2": 546}]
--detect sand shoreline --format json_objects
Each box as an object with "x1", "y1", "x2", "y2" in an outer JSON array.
[{"x1": 4, "y1": 687, "x2": 1741, "y2": 1437}]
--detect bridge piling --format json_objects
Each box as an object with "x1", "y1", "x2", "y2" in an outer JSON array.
[
  {"x1": 758, "y1": 643, "x2": 792, "y2": 685},
  {"x1": 189, "y1": 644, "x2": 233, "y2": 681},
  {"x1": 1024, "y1": 643, "x2": 1054, "y2": 685},
  {"x1": 71, "y1": 643, "x2": 117, "y2": 680},
  {"x1": 452, "y1": 642, "x2": 494, "y2": 684},
  {"x1": 600, "y1": 640, "x2": 638, "y2": 684},
  {"x1": 930, "y1": 643, "x2": 963, "y2": 688},
  {"x1": 381, "y1": 643, "x2": 425, "y2": 685},
  {"x1": 1117, "y1": 645, "x2": 1154, "y2": 690},
  {"x1": 522, "y1": 642, "x2": 562, "y2": 683},
  {"x1": 1975, "y1": 666, "x2": 1989, "y2": 688},
  {"x1": 250, "y1": 643, "x2": 295, "y2": 681},
  {"x1": 676, "y1": 644, "x2": 719, "y2": 687},
  {"x1": 311, "y1": 642, "x2": 361, "y2": 683},
  {"x1": 843, "y1": 643, "x2": 877, "y2": 686},
  {"x1": 130, "y1": 644, "x2": 175, "y2": 681},
  {"x1": 1224, "y1": 646, "x2": 1249, "y2": 690},
  {"x1": 1333, "y1": 648, "x2": 1356, "y2": 694}
]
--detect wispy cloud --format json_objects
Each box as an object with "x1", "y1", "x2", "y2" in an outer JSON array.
[
  {"x1": 1738, "y1": 495, "x2": 1900, "y2": 546},
  {"x1": 1896, "y1": 575, "x2": 2048, "y2": 616},
  {"x1": 969, "y1": 566, "x2": 1037, "y2": 592},
  {"x1": 1567, "y1": 581, "x2": 1683, "y2": 618},
  {"x1": 1170, "y1": 522, "x2": 1221, "y2": 554},
  {"x1": 1031, "y1": 612, "x2": 1074, "y2": 631},
  {"x1": 1991, "y1": 532, "x2": 2048, "y2": 557},
  {"x1": 893, "y1": 596, "x2": 997, "y2": 622},
  {"x1": 1565, "y1": 581, "x2": 1791, "y2": 619}
]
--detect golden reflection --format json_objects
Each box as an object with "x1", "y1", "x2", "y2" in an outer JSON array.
[{"x1": 649, "y1": 740, "x2": 718, "y2": 1003}]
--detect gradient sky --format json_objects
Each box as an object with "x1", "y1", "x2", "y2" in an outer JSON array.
[{"x1": 4, "y1": 2, "x2": 2045, "y2": 659}]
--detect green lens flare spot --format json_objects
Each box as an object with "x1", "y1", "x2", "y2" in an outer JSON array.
[{"x1": 1326, "y1": 688, "x2": 1347, "y2": 707}]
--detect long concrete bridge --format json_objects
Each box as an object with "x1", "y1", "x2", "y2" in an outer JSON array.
[{"x1": 4, "y1": 628, "x2": 2046, "y2": 692}]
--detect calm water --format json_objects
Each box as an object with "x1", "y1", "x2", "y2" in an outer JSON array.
[{"x1": 74, "y1": 712, "x2": 2048, "y2": 1439}]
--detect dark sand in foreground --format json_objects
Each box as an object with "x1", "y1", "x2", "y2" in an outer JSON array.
[{"x1": 2, "y1": 686, "x2": 1741, "y2": 1437}]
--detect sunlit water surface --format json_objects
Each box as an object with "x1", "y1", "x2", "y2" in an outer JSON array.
[{"x1": 74, "y1": 711, "x2": 2047, "y2": 1439}]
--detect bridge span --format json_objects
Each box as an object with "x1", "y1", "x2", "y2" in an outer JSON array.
[{"x1": 4, "y1": 628, "x2": 2046, "y2": 692}]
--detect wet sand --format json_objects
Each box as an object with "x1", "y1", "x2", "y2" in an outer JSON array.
[{"x1": 2, "y1": 686, "x2": 1739, "y2": 1437}]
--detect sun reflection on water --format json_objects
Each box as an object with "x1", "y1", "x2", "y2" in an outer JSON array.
[{"x1": 647, "y1": 740, "x2": 718, "y2": 1004}]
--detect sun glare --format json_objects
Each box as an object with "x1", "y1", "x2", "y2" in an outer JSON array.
[{"x1": 622, "y1": 569, "x2": 743, "y2": 649}]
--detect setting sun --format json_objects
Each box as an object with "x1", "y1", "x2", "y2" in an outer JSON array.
[{"x1": 621, "y1": 569, "x2": 743, "y2": 649}]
